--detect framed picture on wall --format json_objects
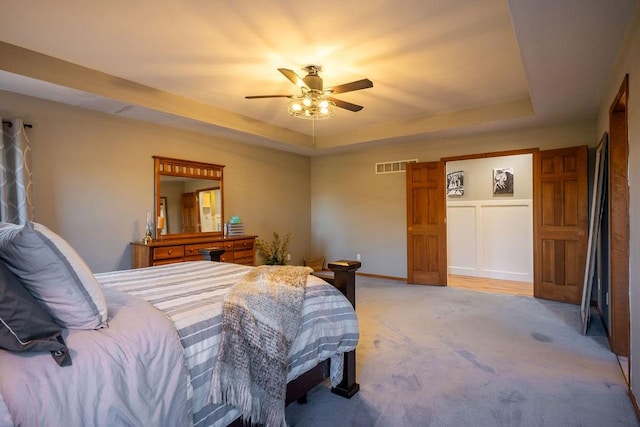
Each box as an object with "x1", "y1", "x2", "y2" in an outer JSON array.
[
  {"x1": 446, "y1": 171, "x2": 464, "y2": 196},
  {"x1": 493, "y1": 168, "x2": 514, "y2": 195}
]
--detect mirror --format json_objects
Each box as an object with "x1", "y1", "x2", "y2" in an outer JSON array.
[{"x1": 154, "y1": 156, "x2": 224, "y2": 239}]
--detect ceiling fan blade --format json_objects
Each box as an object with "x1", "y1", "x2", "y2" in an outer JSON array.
[
  {"x1": 328, "y1": 97, "x2": 364, "y2": 112},
  {"x1": 278, "y1": 68, "x2": 308, "y2": 88},
  {"x1": 245, "y1": 95, "x2": 293, "y2": 99},
  {"x1": 326, "y1": 78, "x2": 373, "y2": 94}
]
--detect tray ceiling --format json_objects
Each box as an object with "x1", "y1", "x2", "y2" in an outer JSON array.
[{"x1": 0, "y1": 0, "x2": 636, "y2": 154}]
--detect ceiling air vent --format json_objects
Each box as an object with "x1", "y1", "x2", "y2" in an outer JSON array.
[{"x1": 375, "y1": 159, "x2": 418, "y2": 174}]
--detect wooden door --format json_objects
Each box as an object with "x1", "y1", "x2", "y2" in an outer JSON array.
[
  {"x1": 533, "y1": 145, "x2": 588, "y2": 304},
  {"x1": 181, "y1": 192, "x2": 199, "y2": 233},
  {"x1": 406, "y1": 161, "x2": 447, "y2": 285}
]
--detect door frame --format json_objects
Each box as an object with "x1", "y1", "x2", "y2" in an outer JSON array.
[
  {"x1": 607, "y1": 74, "x2": 630, "y2": 356},
  {"x1": 441, "y1": 148, "x2": 537, "y2": 287},
  {"x1": 416, "y1": 146, "x2": 589, "y2": 306}
]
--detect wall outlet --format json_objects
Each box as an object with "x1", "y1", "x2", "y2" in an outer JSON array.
[
  {"x1": 356, "y1": 253, "x2": 361, "y2": 261},
  {"x1": 287, "y1": 253, "x2": 291, "y2": 262}
]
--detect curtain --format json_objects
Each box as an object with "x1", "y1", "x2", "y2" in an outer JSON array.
[{"x1": 0, "y1": 118, "x2": 34, "y2": 224}]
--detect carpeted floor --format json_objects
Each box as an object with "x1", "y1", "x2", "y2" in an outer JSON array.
[{"x1": 285, "y1": 276, "x2": 639, "y2": 426}]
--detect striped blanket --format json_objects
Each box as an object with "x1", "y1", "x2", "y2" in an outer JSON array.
[{"x1": 96, "y1": 261, "x2": 359, "y2": 427}]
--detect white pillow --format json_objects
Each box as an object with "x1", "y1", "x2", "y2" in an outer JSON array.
[{"x1": 0, "y1": 221, "x2": 108, "y2": 330}]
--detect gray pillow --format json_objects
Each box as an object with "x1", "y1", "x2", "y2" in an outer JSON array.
[
  {"x1": 0, "y1": 260, "x2": 71, "y2": 366},
  {"x1": 0, "y1": 221, "x2": 107, "y2": 330}
]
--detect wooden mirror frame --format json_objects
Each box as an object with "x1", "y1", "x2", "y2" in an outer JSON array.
[{"x1": 154, "y1": 156, "x2": 225, "y2": 240}]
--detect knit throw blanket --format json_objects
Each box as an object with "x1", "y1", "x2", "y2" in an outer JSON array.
[{"x1": 209, "y1": 265, "x2": 313, "y2": 427}]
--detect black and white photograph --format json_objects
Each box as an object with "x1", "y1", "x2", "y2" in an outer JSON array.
[
  {"x1": 493, "y1": 167, "x2": 514, "y2": 195},
  {"x1": 446, "y1": 171, "x2": 464, "y2": 196}
]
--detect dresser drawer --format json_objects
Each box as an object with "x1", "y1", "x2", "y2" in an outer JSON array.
[
  {"x1": 233, "y1": 239, "x2": 254, "y2": 250},
  {"x1": 234, "y1": 250, "x2": 254, "y2": 266},
  {"x1": 153, "y1": 245, "x2": 184, "y2": 260},
  {"x1": 220, "y1": 252, "x2": 234, "y2": 263}
]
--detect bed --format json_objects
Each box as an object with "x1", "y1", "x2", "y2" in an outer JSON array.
[{"x1": 0, "y1": 221, "x2": 360, "y2": 426}]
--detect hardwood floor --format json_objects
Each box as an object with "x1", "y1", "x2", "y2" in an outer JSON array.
[{"x1": 448, "y1": 274, "x2": 533, "y2": 297}]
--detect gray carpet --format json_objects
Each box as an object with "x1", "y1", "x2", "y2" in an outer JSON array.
[{"x1": 285, "y1": 277, "x2": 639, "y2": 426}]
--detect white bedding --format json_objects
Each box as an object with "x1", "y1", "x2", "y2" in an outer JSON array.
[
  {"x1": 0, "y1": 393, "x2": 11, "y2": 427},
  {"x1": 0, "y1": 261, "x2": 359, "y2": 427},
  {"x1": 0, "y1": 286, "x2": 191, "y2": 426}
]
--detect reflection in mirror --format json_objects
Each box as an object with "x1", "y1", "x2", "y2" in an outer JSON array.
[
  {"x1": 159, "y1": 177, "x2": 222, "y2": 234},
  {"x1": 154, "y1": 156, "x2": 225, "y2": 239}
]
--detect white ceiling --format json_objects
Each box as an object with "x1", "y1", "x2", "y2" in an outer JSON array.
[{"x1": 0, "y1": 0, "x2": 637, "y2": 155}]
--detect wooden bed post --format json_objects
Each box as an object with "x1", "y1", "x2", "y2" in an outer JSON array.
[{"x1": 327, "y1": 260, "x2": 361, "y2": 398}]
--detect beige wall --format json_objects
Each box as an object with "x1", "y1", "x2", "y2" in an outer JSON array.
[
  {"x1": 446, "y1": 153, "x2": 533, "y2": 200},
  {"x1": 0, "y1": 90, "x2": 312, "y2": 273},
  {"x1": 310, "y1": 120, "x2": 595, "y2": 278},
  {"x1": 595, "y1": 5, "x2": 640, "y2": 412}
]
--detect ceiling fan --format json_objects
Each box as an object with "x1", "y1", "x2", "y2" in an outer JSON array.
[{"x1": 245, "y1": 65, "x2": 373, "y2": 119}]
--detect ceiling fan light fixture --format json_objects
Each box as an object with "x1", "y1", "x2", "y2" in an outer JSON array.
[
  {"x1": 287, "y1": 95, "x2": 335, "y2": 120},
  {"x1": 248, "y1": 65, "x2": 371, "y2": 120}
]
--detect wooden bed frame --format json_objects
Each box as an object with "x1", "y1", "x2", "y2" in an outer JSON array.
[
  {"x1": 200, "y1": 250, "x2": 361, "y2": 424},
  {"x1": 286, "y1": 260, "x2": 361, "y2": 401}
]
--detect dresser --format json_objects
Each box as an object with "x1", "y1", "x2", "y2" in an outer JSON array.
[{"x1": 130, "y1": 235, "x2": 256, "y2": 268}]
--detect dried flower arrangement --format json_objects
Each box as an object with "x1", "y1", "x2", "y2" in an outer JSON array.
[{"x1": 255, "y1": 232, "x2": 293, "y2": 265}]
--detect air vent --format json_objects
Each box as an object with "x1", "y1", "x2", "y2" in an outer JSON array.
[{"x1": 375, "y1": 159, "x2": 418, "y2": 174}]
